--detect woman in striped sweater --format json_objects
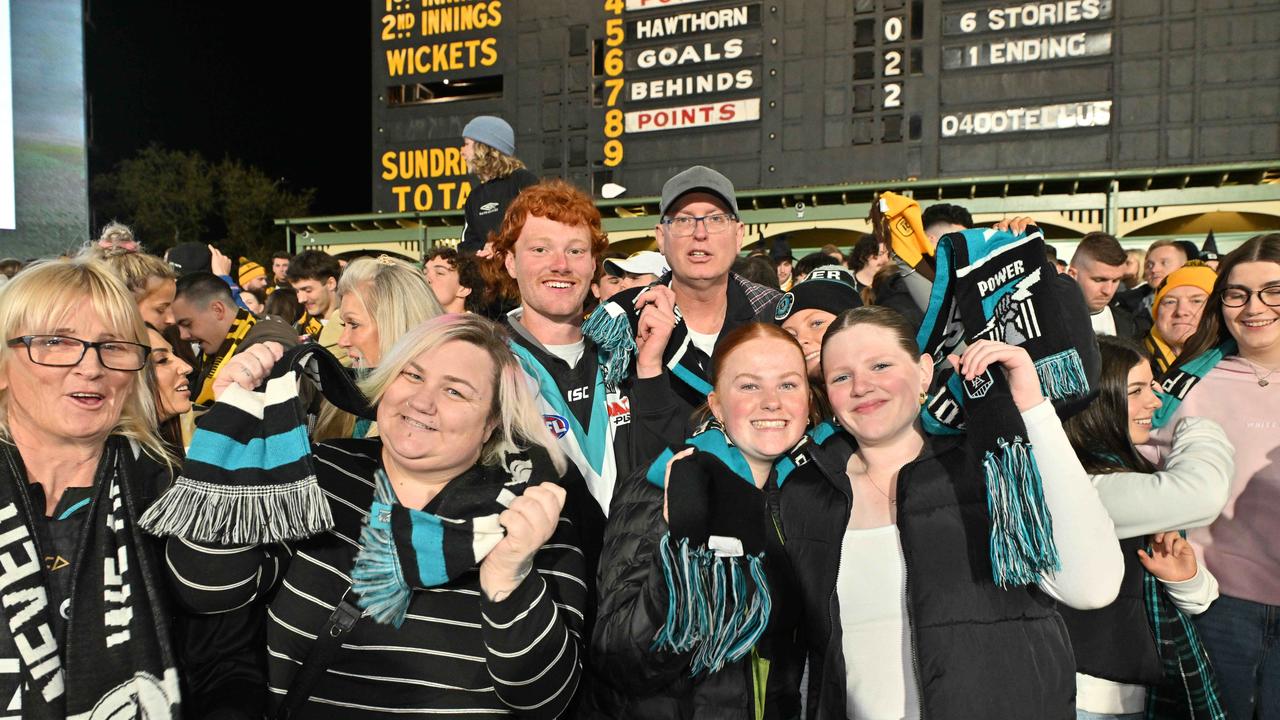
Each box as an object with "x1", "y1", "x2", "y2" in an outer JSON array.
[{"x1": 161, "y1": 314, "x2": 587, "y2": 718}]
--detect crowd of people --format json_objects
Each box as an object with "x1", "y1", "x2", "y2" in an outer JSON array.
[{"x1": 0, "y1": 117, "x2": 1275, "y2": 719}]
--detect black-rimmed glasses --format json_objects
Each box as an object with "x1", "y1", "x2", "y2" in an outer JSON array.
[
  {"x1": 1220, "y1": 286, "x2": 1280, "y2": 308},
  {"x1": 6, "y1": 335, "x2": 151, "y2": 371}
]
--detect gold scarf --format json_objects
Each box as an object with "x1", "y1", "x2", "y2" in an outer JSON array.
[
  {"x1": 296, "y1": 312, "x2": 323, "y2": 341},
  {"x1": 195, "y1": 310, "x2": 257, "y2": 406}
]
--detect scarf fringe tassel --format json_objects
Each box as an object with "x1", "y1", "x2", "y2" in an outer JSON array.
[
  {"x1": 582, "y1": 305, "x2": 635, "y2": 388},
  {"x1": 982, "y1": 438, "x2": 1062, "y2": 588},
  {"x1": 652, "y1": 534, "x2": 772, "y2": 676},
  {"x1": 138, "y1": 476, "x2": 334, "y2": 545},
  {"x1": 1034, "y1": 348, "x2": 1089, "y2": 402},
  {"x1": 351, "y1": 512, "x2": 412, "y2": 628}
]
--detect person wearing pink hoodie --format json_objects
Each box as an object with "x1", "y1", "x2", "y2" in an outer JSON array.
[{"x1": 1149, "y1": 233, "x2": 1280, "y2": 719}]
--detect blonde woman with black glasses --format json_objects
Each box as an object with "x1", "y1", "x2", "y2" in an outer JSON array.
[{"x1": 0, "y1": 258, "x2": 180, "y2": 717}]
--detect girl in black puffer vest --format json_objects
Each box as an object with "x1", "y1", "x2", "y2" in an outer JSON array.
[{"x1": 779, "y1": 306, "x2": 1124, "y2": 719}]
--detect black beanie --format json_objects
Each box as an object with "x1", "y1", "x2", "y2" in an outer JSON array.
[{"x1": 773, "y1": 265, "x2": 862, "y2": 323}]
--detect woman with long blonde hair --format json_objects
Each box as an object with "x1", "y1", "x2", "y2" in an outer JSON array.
[{"x1": 315, "y1": 255, "x2": 443, "y2": 439}]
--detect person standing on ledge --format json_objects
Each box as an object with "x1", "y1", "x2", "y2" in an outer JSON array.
[{"x1": 458, "y1": 115, "x2": 538, "y2": 256}]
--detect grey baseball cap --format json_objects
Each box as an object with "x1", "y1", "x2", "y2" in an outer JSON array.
[{"x1": 659, "y1": 165, "x2": 739, "y2": 218}]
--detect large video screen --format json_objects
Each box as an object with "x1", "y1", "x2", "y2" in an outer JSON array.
[{"x1": 0, "y1": 0, "x2": 88, "y2": 259}]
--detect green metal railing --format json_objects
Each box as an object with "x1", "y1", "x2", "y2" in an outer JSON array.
[{"x1": 274, "y1": 161, "x2": 1280, "y2": 258}]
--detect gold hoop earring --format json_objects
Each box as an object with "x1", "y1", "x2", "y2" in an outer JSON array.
[{"x1": 919, "y1": 392, "x2": 927, "y2": 406}]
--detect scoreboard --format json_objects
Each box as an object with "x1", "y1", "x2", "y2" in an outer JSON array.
[{"x1": 370, "y1": 0, "x2": 1280, "y2": 214}]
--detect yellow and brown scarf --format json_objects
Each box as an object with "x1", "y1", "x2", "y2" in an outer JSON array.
[{"x1": 194, "y1": 310, "x2": 257, "y2": 407}]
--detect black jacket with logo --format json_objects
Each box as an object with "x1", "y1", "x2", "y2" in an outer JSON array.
[
  {"x1": 459, "y1": 168, "x2": 538, "y2": 253},
  {"x1": 506, "y1": 318, "x2": 686, "y2": 718}
]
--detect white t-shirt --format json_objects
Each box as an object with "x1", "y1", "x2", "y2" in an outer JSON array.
[
  {"x1": 1090, "y1": 305, "x2": 1118, "y2": 336},
  {"x1": 837, "y1": 525, "x2": 921, "y2": 720},
  {"x1": 686, "y1": 328, "x2": 719, "y2": 357},
  {"x1": 543, "y1": 340, "x2": 585, "y2": 368}
]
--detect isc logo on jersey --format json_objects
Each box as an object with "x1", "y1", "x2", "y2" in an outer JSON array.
[
  {"x1": 544, "y1": 414, "x2": 569, "y2": 439},
  {"x1": 607, "y1": 396, "x2": 631, "y2": 427}
]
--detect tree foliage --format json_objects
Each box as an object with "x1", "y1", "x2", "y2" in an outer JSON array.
[{"x1": 92, "y1": 145, "x2": 314, "y2": 262}]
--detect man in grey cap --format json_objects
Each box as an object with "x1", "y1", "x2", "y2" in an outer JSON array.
[
  {"x1": 583, "y1": 165, "x2": 781, "y2": 446},
  {"x1": 459, "y1": 115, "x2": 537, "y2": 254}
]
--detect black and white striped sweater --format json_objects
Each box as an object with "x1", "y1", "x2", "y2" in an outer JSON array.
[{"x1": 164, "y1": 438, "x2": 586, "y2": 718}]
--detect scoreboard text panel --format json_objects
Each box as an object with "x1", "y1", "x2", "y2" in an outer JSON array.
[{"x1": 370, "y1": 0, "x2": 1280, "y2": 211}]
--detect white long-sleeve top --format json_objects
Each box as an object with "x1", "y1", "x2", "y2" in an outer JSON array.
[
  {"x1": 1075, "y1": 416, "x2": 1231, "y2": 714},
  {"x1": 1104, "y1": 417, "x2": 1234, "y2": 540},
  {"x1": 1076, "y1": 568, "x2": 1221, "y2": 714},
  {"x1": 1023, "y1": 400, "x2": 1126, "y2": 609}
]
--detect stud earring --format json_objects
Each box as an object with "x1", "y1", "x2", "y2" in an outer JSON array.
[{"x1": 919, "y1": 391, "x2": 927, "y2": 406}]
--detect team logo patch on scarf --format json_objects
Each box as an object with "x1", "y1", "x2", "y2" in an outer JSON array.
[{"x1": 916, "y1": 226, "x2": 1100, "y2": 587}]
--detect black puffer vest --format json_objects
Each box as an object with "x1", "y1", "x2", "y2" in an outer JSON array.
[
  {"x1": 779, "y1": 429, "x2": 1075, "y2": 720},
  {"x1": 1059, "y1": 536, "x2": 1163, "y2": 684}
]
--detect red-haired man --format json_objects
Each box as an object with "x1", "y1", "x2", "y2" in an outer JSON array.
[{"x1": 492, "y1": 180, "x2": 667, "y2": 593}]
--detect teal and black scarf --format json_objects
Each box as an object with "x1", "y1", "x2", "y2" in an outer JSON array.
[
  {"x1": 916, "y1": 226, "x2": 1100, "y2": 587},
  {"x1": 352, "y1": 444, "x2": 561, "y2": 627},
  {"x1": 1142, "y1": 538, "x2": 1226, "y2": 719},
  {"x1": 1152, "y1": 340, "x2": 1236, "y2": 429},
  {"x1": 141, "y1": 343, "x2": 374, "y2": 544},
  {"x1": 643, "y1": 424, "x2": 807, "y2": 675}
]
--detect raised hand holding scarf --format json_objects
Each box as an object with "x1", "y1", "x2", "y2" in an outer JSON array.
[
  {"x1": 351, "y1": 444, "x2": 562, "y2": 627},
  {"x1": 916, "y1": 225, "x2": 1100, "y2": 587},
  {"x1": 142, "y1": 342, "x2": 373, "y2": 544}
]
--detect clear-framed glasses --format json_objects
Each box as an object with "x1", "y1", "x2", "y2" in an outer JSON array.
[
  {"x1": 6, "y1": 335, "x2": 151, "y2": 371},
  {"x1": 661, "y1": 213, "x2": 737, "y2": 238},
  {"x1": 1219, "y1": 286, "x2": 1280, "y2": 308}
]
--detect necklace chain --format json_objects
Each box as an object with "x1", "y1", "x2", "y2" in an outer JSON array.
[
  {"x1": 1244, "y1": 358, "x2": 1280, "y2": 387},
  {"x1": 854, "y1": 459, "x2": 896, "y2": 505}
]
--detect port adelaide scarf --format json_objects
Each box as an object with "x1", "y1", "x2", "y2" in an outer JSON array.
[
  {"x1": 916, "y1": 225, "x2": 1099, "y2": 587},
  {"x1": 141, "y1": 342, "x2": 565, "y2": 630},
  {"x1": 352, "y1": 444, "x2": 562, "y2": 627},
  {"x1": 0, "y1": 438, "x2": 179, "y2": 719},
  {"x1": 584, "y1": 273, "x2": 778, "y2": 397},
  {"x1": 642, "y1": 423, "x2": 809, "y2": 676},
  {"x1": 141, "y1": 343, "x2": 374, "y2": 545}
]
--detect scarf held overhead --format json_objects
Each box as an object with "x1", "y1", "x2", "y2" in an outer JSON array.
[
  {"x1": 0, "y1": 438, "x2": 179, "y2": 719},
  {"x1": 916, "y1": 226, "x2": 1099, "y2": 587}
]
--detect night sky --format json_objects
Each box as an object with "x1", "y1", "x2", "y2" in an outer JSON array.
[{"x1": 85, "y1": 2, "x2": 372, "y2": 221}]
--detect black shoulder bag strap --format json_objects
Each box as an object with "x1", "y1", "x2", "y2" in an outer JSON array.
[{"x1": 275, "y1": 588, "x2": 363, "y2": 720}]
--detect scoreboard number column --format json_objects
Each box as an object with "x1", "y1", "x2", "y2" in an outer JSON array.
[
  {"x1": 602, "y1": 0, "x2": 625, "y2": 168},
  {"x1": 883, "y1": 15, "x2": 904, "y2": 111}
]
